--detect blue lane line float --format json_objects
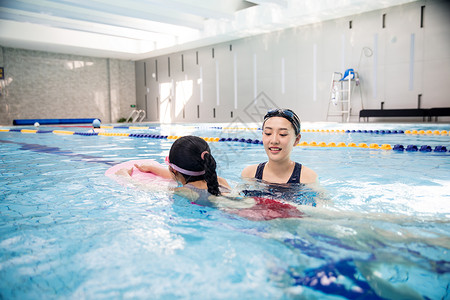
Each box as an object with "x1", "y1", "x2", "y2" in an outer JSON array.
[
  {"x1": 393, "y1": 144, "x2": 448, "y2": 152},
  {"x1": 37, "y1": 130, "x2": 54, "y2": 134},
  {"x1": 128, "y1": 134, "x2": 168, "y2": 138},
  {"x1": 346, "y1": 130, "x2": 405, "y2": 134},
  {"x1": 74, "y1": 132, "x2": 98, "y2": 136},
  {"x1": 406, "y1": 145, "x2": 419, "y2": 151},
  {"x1": 434, "y1": 146, "x2": 447, "y2": 152},
  {"x1": 419, "y1": 145, "x2": 432, "y2": 152},
  {"x1": 393, "y1": 144, "x2": 405, "y2": 151}
]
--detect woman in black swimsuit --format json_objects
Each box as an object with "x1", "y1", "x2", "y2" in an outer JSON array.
[{"x1": 241, "y1": 109, "x2": 318, "y2": 184}]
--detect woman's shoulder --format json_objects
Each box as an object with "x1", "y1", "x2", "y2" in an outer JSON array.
[
  {"x1": 300, "y1": 165, "x2": 318, "y2": 184},
  {"x1": 241, "y1": 164, "x2": 259, "y2": 178}
]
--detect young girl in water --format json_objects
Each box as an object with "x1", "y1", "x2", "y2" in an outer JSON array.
[
  {"x1": 116, "y1": 134, "x2": 305, "y2": 220},
  {"x1": 129, "y1": 135, "x2": 232, "y2": 204},
  {"x1": 241, "y1": 108, "x2": 318, "y2": 184}
]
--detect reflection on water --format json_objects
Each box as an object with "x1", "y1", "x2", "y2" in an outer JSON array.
[{"x1": 239, "y1": 179, "x2": 322, "y2": 207}]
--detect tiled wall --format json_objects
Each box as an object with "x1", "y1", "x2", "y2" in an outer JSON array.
[{"x1": 0, "y1": 47, "x2": 136, "y2": 125}]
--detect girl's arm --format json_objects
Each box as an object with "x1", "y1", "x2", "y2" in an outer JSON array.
[
  {"x1": 134, "y1": 163, "x2": 172, "y2": 179},
  {"x1": 218, "y1": 176, "x2": 231, "y2": 189}
]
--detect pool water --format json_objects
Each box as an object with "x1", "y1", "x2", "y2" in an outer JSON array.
[{"x1": 1, "y1": 123, "x2": 449, "y2": 299}]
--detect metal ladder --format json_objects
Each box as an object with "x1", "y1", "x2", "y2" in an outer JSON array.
[
  {"x1": 326, "y1": 71, "x2": 360, "y2": 122},
  {"x1": 126, "y1": 109, "x2": 146, "y2": 122}
]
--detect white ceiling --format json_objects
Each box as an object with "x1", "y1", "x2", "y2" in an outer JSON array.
[{"x1": 0, "y1": 0, "x2": 417, "y2": 61}]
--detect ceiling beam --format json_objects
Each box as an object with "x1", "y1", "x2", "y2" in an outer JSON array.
[
  {"x1": 0, "y1": 19, "x2": 151, "y2": 57},
  {"x1": 0, "y1": 7, "x2": 183, "y2": 43},
  {"x1": 1, "y1": 0, "x2": 205, "y2": 30}
]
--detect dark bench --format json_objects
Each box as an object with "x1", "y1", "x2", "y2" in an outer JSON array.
[
  {"x1": 359, "y1": 109, "x2": 429, "y2": 122},
  {"x1": 428, "y1": 107, "x2": 450, "y2": 121}
]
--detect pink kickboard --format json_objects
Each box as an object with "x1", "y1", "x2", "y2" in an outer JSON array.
[{"x1": 105, "y1": 159, "x2": 172, "y2": 186}]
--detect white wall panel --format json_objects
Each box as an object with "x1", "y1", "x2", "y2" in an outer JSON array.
[{"x1": 136, "y1": 0, "x2": 450, "y2": 123}]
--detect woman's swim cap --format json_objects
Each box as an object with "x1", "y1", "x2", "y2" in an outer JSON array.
[{"x1": 263, "y1": 108, "x2": 301, "y2": 135}]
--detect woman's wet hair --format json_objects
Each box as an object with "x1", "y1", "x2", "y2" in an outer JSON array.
[{"x1": 169, "y1": 135, "x2": 220, "y2": 196}]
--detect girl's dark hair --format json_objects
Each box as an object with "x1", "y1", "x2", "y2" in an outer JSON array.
[{"x1": 169, "y1": 135, "x2": 220, "y2": 196}]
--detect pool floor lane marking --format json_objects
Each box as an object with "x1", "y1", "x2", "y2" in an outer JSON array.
[{"x1": 0, "y1": 139, "x2": 117, "y2": 165}]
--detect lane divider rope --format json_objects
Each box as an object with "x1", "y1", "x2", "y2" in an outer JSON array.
[
  {"x1": 1, "y1": 128, "x2": 448, "y2": 153},
  {"x1": 6, "y1": 125, "x2": 447, "y2": 135},
  {"x1": 77, "y1": 126, "x2": 449, "y2": 135}
]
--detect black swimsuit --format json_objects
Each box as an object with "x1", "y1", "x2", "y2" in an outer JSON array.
[{"x1": 254, "y1": 162, "x2": 302, "y2": 184}]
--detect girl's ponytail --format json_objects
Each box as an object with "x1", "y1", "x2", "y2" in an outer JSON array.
[{"x1": 202, "y1": 152, "x2": 220, "y2": 196}]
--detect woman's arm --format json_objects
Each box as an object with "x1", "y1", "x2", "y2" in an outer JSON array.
[{"x1": 134, "y1": 163, "x2": 172, "y2": 179}]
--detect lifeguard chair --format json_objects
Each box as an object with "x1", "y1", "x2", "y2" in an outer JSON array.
[{"x1": 326, "y1": 69, "x2": 363, "y2": 122}]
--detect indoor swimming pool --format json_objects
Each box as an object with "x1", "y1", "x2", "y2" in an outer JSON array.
[{"x1": 1, "y1": 122, "x2": 449, "y2": 299}]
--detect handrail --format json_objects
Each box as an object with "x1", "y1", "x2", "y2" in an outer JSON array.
[
  {"x1": 136, "y1": 110, "x2": 146, "y2": 122},
  {"x1": 126, "y1": 110, "x2": 138, "y2": 122},
  {"x1": 126, "y1": 109, "x2": 146, "y2": 122}
]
